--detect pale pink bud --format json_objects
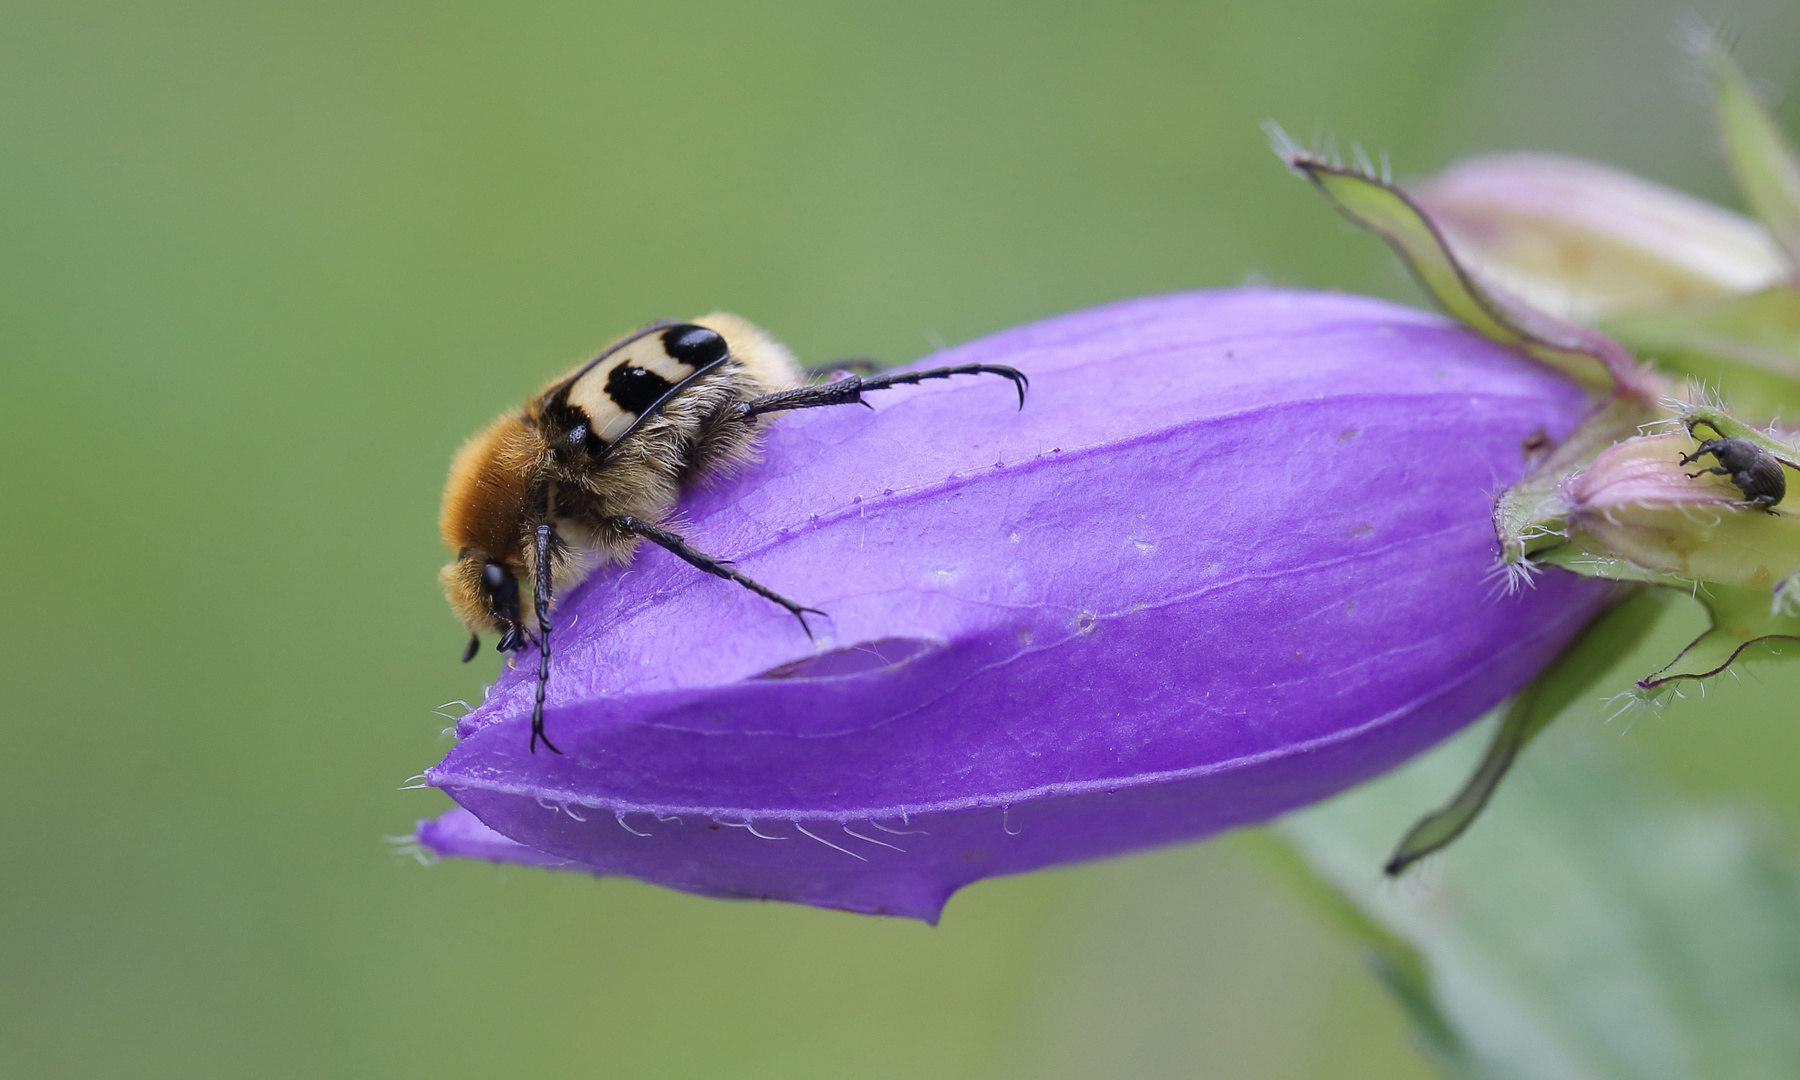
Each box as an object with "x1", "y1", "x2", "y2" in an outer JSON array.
[
  {"x1": 1412, "y1": 154, "x2": 1787, "y2": 320},
  {"x1": 1565, "y1": 432, "x2": 1800, "y2": 588}
]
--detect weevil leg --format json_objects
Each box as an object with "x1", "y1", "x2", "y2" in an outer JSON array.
[
  {"x1": 1678, "y1": 440, "x2": 1724, "y2": 467},
  {"x1": 734, "y1": 363, "x2": 1029, "y2": 422},
  {"x1": 530, "y1": 522, "x2": 564, "y2": 756},
  {"x1": 1686, "y1": 465, "x2": 1731, "y2": 480},
  {"x1": 612, "y1": 515, "x2": 824, "y2": 637}
]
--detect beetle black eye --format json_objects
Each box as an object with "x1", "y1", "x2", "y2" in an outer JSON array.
[
  {"x1": 661, "y1": 324, "x2": 728, "y2": 368},
  {"x1": 479, "y1": 561, "x2": 524, "y2": 633}
]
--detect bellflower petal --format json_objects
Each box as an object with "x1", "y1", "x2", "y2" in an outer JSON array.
[
  {"x1": 417, "y1": 289, "x2": 1609, "y2": 921},
  {"x1": 417, "y1": 807, "x2": 587, "y2": 870},
  {"x1": 1411, "y1": 153, "x2": 1787, "y2": 320}
]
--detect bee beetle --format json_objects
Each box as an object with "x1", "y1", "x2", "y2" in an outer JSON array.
[
  {"x1": 1677, "y1": 417, "x2": 1792, "y2": 512},
  {"x1": 440, "y1": 314, "x2": 1027, "y2": 753}
]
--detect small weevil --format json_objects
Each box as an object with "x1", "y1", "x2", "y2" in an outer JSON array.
[{"x1": 1678, "y1": 418, "x2": 1787, "y2": 512}]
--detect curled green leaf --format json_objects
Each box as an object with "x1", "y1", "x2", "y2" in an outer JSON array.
[
  {"x1": 1383, "y1": 587, "x2": 1669, "y2": 876},
  {"x1": 1269, "y1": 126, "x2": 1656, "y2": 398}
]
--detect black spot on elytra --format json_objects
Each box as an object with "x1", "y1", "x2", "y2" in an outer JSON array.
[
  {"x1": 661, "y1": 324, "x2": 728, "y2": 368},
  {"x1": 605, "y1": 364, "x2": 676, "y2": 416}
]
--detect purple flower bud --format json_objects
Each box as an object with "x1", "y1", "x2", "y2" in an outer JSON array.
[{"x1": 416, "y1": 289, "x2": 1609, "y2": 921}]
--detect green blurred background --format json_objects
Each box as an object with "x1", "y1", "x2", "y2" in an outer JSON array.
[{"x1": 5, "y1": 2, "x2": 1800, "y2": 1077}]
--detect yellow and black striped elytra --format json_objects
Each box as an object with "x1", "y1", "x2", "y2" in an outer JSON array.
[
  {"x1": 439, "y1": 314, "x2": 1027, "y2": 754},
  {"x1": 541, "y1": 322, "x2": 732, "y2": 457}
]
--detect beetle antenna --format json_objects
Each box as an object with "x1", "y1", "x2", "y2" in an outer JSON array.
[{"x1": 530, "y1": 522, "x2": 564, "y2": 755}]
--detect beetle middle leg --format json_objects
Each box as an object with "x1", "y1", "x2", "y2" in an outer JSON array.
[
  {"x1": 612, "y1": 515, "x2": 824, "y2": 637},
  {"x1": 1683, "y1": 463, "x2": 1731, "y2": 480}
]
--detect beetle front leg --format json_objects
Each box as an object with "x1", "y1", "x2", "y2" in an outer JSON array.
[
  {"x1": 734, "y1": 363, "x2": 1028, "y2": 422},
  {"x1": 528, "y1": 522, "x2": 564, "y2": 756}
]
